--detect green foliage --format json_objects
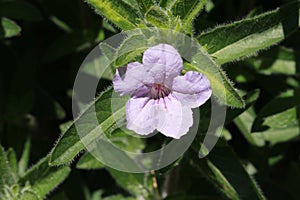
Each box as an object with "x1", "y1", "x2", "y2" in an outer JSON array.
[
  {"x1": 197, "y1": 1, "x2": 300, "y2": 64},
  {"x1": 1, "y1": 0, "x2": 300, "y2": 199},
  {"x1": 85, "y1": 0, "x2": 140, "y2": 30},
  {"x1": 76, "y1": 152, "x2": 104, "y2": 169},
  {"x1": 49, "y1": 87, "x2": 128, "y2": 166},
  {"x1": 136, "y1": 0, "x2": 156, "y2": 15},
  {"x1": 145, "y1": 5, "x2": 170, "y2": 28},
  {"x1": 0, "y1": 17, "x2": 21, "y2": 39},
  {"x1": 192, "y1": 140, "x2": 265, "y2": 200},
  {"x1": 19, "y1": 157, "x2": 71, "y2": 198},
  {"x1": 0, "y1": 146, "x2": 16, "y2": 189},
  {"x1": 170, "y1": 0, "x2": 206, "y2": 32},
  {"x1": 0, "y1": 142, "x2": 70, "y2": 200},
  {"x1": 107, "y1": 169, "x2": 153, "y2": 198},
  {"x1": 246, "y1": 46, "x2": 297, "y2": 75},
  {"x1": 18, "y1": 138, "x2": 30, "y2": 177}
]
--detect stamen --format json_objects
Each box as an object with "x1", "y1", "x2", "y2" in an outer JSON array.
[{"x1": 150, "y1": 83, "x2": 171, "y2": 100}]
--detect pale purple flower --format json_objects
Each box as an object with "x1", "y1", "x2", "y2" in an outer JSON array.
[{"x1": 113, "y1": 44, "x2": 212, "y2": 139}]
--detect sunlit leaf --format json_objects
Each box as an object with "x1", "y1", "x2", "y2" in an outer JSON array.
[
  {"x1": 234, "y1": 108, "x2": 265, "y2": 146},
  {"x1": 171, "y1": 0, "x2": 206, "y2": 32},
  {"x1": 22, "y1": 190, "x2": 40, "y2": 200},
  {"x1": 49, "y1": 87, "x2": 128, "y2": 166},
  {"x1": 19, "y1": 157, "x2": 71, "y2": 198},
  {"x1": 0, "y1": 145, "x2": 17, "y2": 188},
  {"x1": 197, "y1": 1, "x2": 300, "y2": 64},
  {"x1": 18, "y1": 138, "x2": 31, "y2": 177},
  {"x1": 107, "y1": 169, "x2": 152, "y2": 198},
  {"x1": 246, "y1": 46, "x2": 297, "y2": 75},
  {"x1": 0, "y1": 17, "x2": 21, "y2": 39},
  {"x1": 145, "y1": 5, "x2": 170, "y2": 28},
  {"x1": 6, "y1": 148, "x2": 17, "y2": 176},
  {"x1": 85, "y1": 0, "x2": 139, "y2": 30},
  {"x1": 76, "y1": 152, "x2": 104, "y2": 170},
  {"x1": 136, "y1": 0, "x2": 156, "y2": 15}
]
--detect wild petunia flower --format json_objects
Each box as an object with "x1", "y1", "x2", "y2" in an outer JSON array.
[{"x1": 113, "y1": 44, "x2": 212, "y2": 139}]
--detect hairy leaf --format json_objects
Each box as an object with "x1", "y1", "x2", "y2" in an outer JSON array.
[
  {"x1": 145, "y1": 5, "x2": 169, "y2": 28},
  {"x1": 49, "y1": 87, "x2": 128, "y2": 166},
  {"x1": 19, "y1": 156, "x2": 71, "y2": 198},
  {"x1": 85, "y1": 0, "x2": 139, "y2": 30},
  {"x1": 136, "y1": 0, "x2": 156, "y2": 15},
  {"x1": 197, "y1": 1, "x2": 300, "y2": 64},
  {"x1": 18, "y1": 138, "x2": 30, "y2": 177},
  {"x1": 0, "y1": 146, "x2": 17, "y2": 188},
  {"x1": 6, "y1": 148, "x2": 17, "y2": 176},
  {"x1": 171, "y1": 0, "x2": 206, "y2": 31}
]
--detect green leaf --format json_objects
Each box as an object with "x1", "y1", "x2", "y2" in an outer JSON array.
[
  {"x1": 76, "y1": 128, "x2": 145, "y2": 170},
  {"x1": 250, "y1": 90, "x2": 299, "y2": 144},
  {"x1": 76, "y1": 152, "x2": 104, "y2": 170},
  {"x1": 136, "y1": 0, "x2": 156, "y2": 15},
  {"x1": 253, "y1": 90, "x2": 297, "y2": 131},
  {"x1": 234, "y1": 108, "x2": 265, "y2": 146},
  {"x1": 192, "y1": 140, "x2": 266, "y2": 200},
  {"x1": 100, "y1": 43, "x2": 117, "y2": 61},
  {"x1": 246, "y1": 46, "x2": 297, "y2": 75},
  {"x1": 107, "y1": 169, "x2": 152, "y2": 198},
  {"x1": 19, "y1": 156, "x2": 71, "y2": 198},
  {"x1": 122, "y1": 0, "x2": 139, "y2": 10},
  {"x1": 158, "y1": 0, "x2": 173, "y2": 8},
  {"x1": 145, "y1": 5, "x2": 170, "y2": 28},
  {"x1": 103, "y1": 195, "x2": 135, "y2": 200},
  {"x1": 21, "y1": 190, "x2": 40, "y2": 200},
  {"x1": 192, "y1": 159, "x2": 238, "y2": 199},
  {"x1": 85, "y1": 0, "x2": 139, "y2": 30},
  {"x1": 171, "y1": 0, "x2": 206, "y2": 31},
  {"x1": 0, "y1": 17, "x2": 21, "y2": 39},
  {"x1": 6, "y1": 148, "x2": 17, "y2": 176},
  {"x1": 18, "y1": 138, "x2": 31, "y2": 177},
  {"x1": 0, "y1": 1, "x2": 42, "y2": 22},
  {"x1": 197, "y1": 1, "x2": 300, "y2": 64},
  {"x1": 49, "y1": 87, "x2": 128, "y2": 166},
  {"x1": 81, "y1": 43, "x2": 116, "y2": 81},
  {"x1": 115, "y1": 33, "x2": 148, "y2": 67},
  {"x1": 0, "y1": 146, "x2": 16, "y2": 188},
  {"x1": 252, "y1": 127, "x2": 299, "y2": 145},
  {"x1": 225, "y1": 89, "x2": 260, "y2": 124}
]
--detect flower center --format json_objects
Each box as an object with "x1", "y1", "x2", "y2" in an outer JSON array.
[{"x1": 150, "y1": 83, "x2": 171, "y2": 99}]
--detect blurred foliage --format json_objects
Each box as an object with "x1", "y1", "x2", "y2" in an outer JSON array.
[{"x1": 0, "y1": 0, "x2": 300, "y2": 200}]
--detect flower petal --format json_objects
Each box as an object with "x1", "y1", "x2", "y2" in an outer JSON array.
[
  {"x1": 172, "y1": 71, "x2": 212, "y2": 108},
  {"x1": 143, "y1": 44, "x2": 183, "y2": 86},
  {"x1": 156, "y1": 96, "x2": 193, "y2": 139},
  {"x1": 113, "y1": 62, "x2": 166, "y2": 97},
  {"x1": 126, "y1": 97, "x2": 158, "y2": 135}
]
